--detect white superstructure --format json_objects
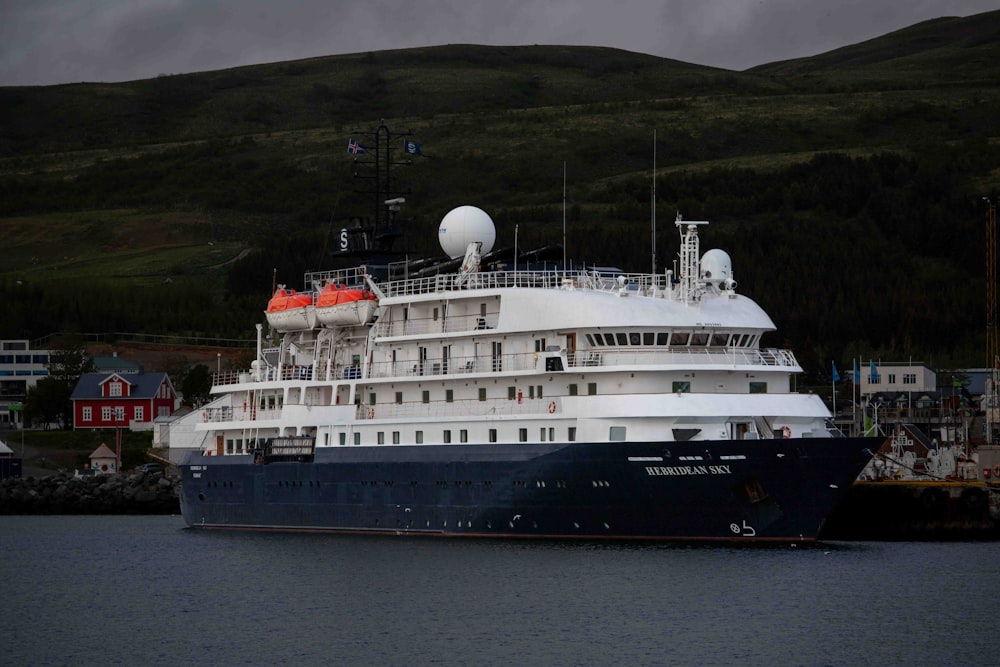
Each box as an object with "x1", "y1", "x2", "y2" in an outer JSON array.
[{"x1": 198, "y1": 210, "x2": 835, "y2": 456}]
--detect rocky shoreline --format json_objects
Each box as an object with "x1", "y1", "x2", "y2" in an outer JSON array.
[{"x1": 0, "y1": 471, "x2": 180, "y2": 515}]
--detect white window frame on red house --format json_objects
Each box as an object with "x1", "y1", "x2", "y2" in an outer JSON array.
[
  {"x1": 82, "y1": 406, "x2": 92, "y2": 422},
  {"x1": 133, "y1": 405, "x2": 144, "y2": 422},
  {"x1": 109, "y1": 382, "x2": 122, "y2": 397},
  {"x1": 102, "y1": 406, "x2": 112, "y2": 421}
]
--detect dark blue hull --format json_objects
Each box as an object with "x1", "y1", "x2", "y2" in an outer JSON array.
[{"x1": 178, "y1": 437, "x2": 876, "y2": 541}]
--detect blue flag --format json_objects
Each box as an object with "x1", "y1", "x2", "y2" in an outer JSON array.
[
  {"x1": 348, "y1": 139, "x2": 366, "y2": 155},
  {"x1": 869, "y1": 361, "x2": 878, "y2": 383},
  {"x1": 404, "y1": 140, "x2": 422, "y2": 155},
  {"x1": 831, "y1": 361, "x2": 840, "y2": 383},
  {"x1": 853, "y1": 359, "x2": 860, "y2": 384}
]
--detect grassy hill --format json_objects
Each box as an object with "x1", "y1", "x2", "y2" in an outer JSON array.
[{"x1": 1, "y1": 10, "x2": 999, "y2": 379}]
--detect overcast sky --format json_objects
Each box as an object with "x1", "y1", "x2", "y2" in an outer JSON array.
[{"x1": 1, "y1": 0, "x2": 997, "y2": 86}]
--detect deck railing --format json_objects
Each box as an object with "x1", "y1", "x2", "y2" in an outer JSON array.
[{"x1": 212, "y1": 346, "x2": 798, "y2": 388}]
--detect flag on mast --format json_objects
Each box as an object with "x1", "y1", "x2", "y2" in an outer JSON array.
[{"x1": 831, "y1": 361, "x2": 840, "y2": 383}]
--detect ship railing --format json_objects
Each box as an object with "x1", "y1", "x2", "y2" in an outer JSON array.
[
  {"x1": 373, "y1": 312, "x2": 501, "y2": 338},
  {"x1": 303, "y1": 266, "x2": 370, "y2": 291},
  {"x1": 568, "y1": 347, "x2": 799, "y2": 369},
  {"x1": 203, "y1": 405, "x2": 283, "y2": 423},
  {"x1": 362, "y1": 347, "x2": 797, "y2": 380},
  {"x1": 212, "y1": 345, "x2": 800, "y2": 389},
  {"x1": 379, "y1": 269, "x2": 677, "y2": 298},
  {"x1": 213, "y1": 366, "x2": 314, "y2": 386},
  {"x1": 365, "y1": 352, "x2": 532, "y2": 379},
  {"x1": 355, "y1": 396, "x2": 560, "y2": 421}
]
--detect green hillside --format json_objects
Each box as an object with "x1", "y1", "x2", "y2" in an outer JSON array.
[{"x1": 1, "y1": 11, "x2": 999, "y2": 380}]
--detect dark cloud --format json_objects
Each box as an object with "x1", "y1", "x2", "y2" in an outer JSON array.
[{"x1": 0, "y1": 0, "x2": 996, "y2": 86}]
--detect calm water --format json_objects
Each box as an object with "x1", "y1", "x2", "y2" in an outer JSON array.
[{"x1": 2, "y1": 515, "x2": 998, "y2": 666}]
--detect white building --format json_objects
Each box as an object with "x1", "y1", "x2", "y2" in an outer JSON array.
[
  {"x1": 858, "y1": 361, "x2": 936, "y2": 394},
  {"x1": 0, "y1": 339, "x2": 55, "y2": 427}
]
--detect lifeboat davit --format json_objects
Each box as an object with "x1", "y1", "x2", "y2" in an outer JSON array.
[
  {"x1": 315, "y1": 283, "x2": 378, "y2": 327},
  {"x1": 265, "y1": 287, "x2": 317, "y2": 332}
]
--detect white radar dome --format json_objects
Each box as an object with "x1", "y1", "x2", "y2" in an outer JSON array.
[
  {"x1": 700, "y1": 249, "x2": 733, "y2": 285},
  {"x1": 438, "y1": 206, "x2": 496, "y2": 259}
]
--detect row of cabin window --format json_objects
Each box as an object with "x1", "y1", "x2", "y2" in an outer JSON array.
[
  {"x1": 584, "y1": 331, "x2": 759, "y2": 348},
  {"x1": 359, "y1": 378, "x2": 761, "y2": 409},
  {"x1": 374, "y1": 383, "x2": 599, "y2": 405},
  {"x1": 338, "y1": 426, "x2": 580, "y2": 446}
]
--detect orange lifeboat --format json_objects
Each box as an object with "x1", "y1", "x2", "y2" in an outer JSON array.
[
  {"x1": 315, "y1": 283, "x2": 378, "y2": 327},
  {"x1": 264, "y1": 287, "x2": 317, "y2": 331}
]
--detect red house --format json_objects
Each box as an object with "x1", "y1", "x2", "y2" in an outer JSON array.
[{"x1": 70, "y1": 372, "x2": 176, "y2": 430}]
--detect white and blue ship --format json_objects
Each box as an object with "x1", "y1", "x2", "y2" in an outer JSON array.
[{"x1": 179, "y1": 206, "x2": 876, "y2": 541}]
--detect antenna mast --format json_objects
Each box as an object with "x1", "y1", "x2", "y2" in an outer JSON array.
[
  {"x1": 651, "y1": 129, "x2": 657, "y2": 275},
  {"x1": 987, "y1": 197, "x2": 998, "y2": 444},
  {"x1": 562, "y1": 161, "x2": 567, "y2": 271}
]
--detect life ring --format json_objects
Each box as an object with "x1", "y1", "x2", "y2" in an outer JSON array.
[
  {"x1": 962, "y1": 487, "x2": 987, "y2": 512},
  {"x1": 781, "y1": 426, "x2": 791, "y2": 439},
  {"x1": 367, "y1": 407, "x2": 375, "y2": 419},
  {"x1": 920, "y1": 488, "x2": 945, "y2": 513},
  {"x1": 994, "y1": 464, "x2": 1000, "y2": 478},
  {"x1": 547, "y1": 401, "x2": 557, "y2": 414}
]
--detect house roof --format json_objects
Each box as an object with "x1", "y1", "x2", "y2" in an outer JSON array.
[
  {"x1": 89, "y1": 443, "x2": 116, "y2": 459},
  {"x1": 71, "y1": 372, "x2": 171, "y2": 400},
  {"x1": 92, "y1": 356, "x2": 142, "y2": 373}
]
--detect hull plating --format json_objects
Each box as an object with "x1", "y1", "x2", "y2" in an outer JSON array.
[{"x1": 179, "y1": 436, "x2": 876, "y2": 541}]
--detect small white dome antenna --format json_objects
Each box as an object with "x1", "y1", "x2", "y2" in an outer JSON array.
[
  {"x1": 438, "y1": 206, "x2": 496, "y2": 259},
  {"x1": 701, "y1": 249, "x2": 736, "y2": 292}
]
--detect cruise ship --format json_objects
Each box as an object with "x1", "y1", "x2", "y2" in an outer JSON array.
[{"x1": 178, "y1": 206, "x2": 876, "y2": 541}]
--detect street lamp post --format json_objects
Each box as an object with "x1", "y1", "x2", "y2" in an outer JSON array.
[{"x1": 114, "y1": 407, "x2": 123, "y2": 474}]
